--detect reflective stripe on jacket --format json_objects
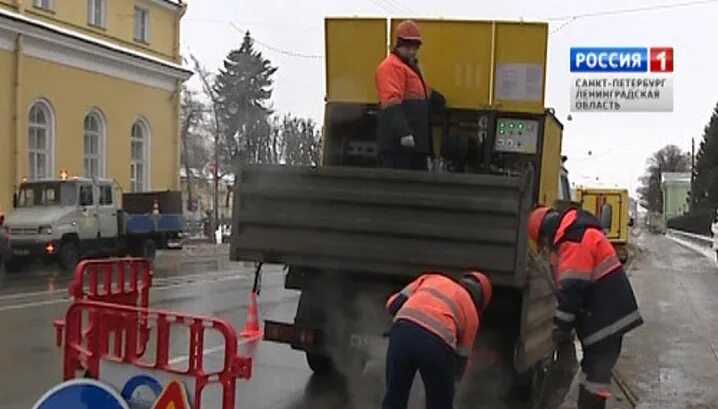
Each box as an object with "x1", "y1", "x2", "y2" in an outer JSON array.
[
  {"x1": 386, "y1": 274, "x2": 479, "y2": 357},
  {"x1": 552, "y1": 209, "x2": 643, "y2": 346},
  {"x1": 375, "y1": 52, "x2": 431, "y2": 155}
]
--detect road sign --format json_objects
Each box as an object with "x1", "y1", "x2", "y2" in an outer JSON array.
[
  {"x1": 151, "y1": 380, "x2": 190, "y2": 409},
  {"x1": 121, "y1": 374, "x2": 163, "y2": 407},
  {"x1": 32, "y1": 378, "x2": 130, "y2": 409}
]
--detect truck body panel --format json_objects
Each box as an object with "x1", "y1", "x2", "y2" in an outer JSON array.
[{"x1": 232, "y1": 164, "x2": 533, "y2": 288}]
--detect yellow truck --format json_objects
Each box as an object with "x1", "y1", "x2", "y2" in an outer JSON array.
[
  {"x1": 574, "y1": 187, "x2": 630, "y2": 262},
  {"x1": 231, "y1": 17, "x2": 574, "y2": 406}
]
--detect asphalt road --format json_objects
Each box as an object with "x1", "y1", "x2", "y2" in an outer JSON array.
[
  {"x1": 612, "y1": 232, "x2": 718, "y2": 409},
  {"x1": 6, "y1": 232, "x2": 718, "y2": 409}
]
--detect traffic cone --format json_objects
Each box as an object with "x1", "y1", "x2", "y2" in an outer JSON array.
[{"x1": 240, "y1": 291, "x2": 262, "y2": 341}]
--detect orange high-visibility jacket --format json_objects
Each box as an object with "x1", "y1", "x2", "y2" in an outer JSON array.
[
  {"x1": 386, "y1": 273, "x2": 479, "y2": 357},
  {"x1": 375, "y1": 53, "x2": 432, "y2": 155},
  {"x1": 551, "y1": 209, "x2": 643, "y2": 346}
]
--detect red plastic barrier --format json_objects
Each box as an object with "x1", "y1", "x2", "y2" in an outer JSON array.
[
  {"x1": 61, "y1": 299, "x2": 252, "y2": 409},
  {"x1": 53, "y1": 258, "x2": 153, "y2": 354}
]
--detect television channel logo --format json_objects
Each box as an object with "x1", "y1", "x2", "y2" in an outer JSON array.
[{"x1": 569, "y1": 46, "x2": 673, "y2": 112}]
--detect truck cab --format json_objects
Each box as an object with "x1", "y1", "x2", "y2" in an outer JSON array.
[{"x1": 2, "y1": 175, "x2": 119, "y2": 271}]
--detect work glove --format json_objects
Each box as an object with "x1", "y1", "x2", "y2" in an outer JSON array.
[{"x1": 400, "y1": 135, "x2": 415, "y2": 148}]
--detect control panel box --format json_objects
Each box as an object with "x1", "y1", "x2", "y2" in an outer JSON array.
[{"x1": 494, "y1": 118, "x2": 539, "y2": 154}]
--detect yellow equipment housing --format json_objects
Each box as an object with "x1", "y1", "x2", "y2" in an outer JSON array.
[
  {"x1": 574, "y1": 187, "x2": 630, "y2": 261},
  {"x1": 321, "y1": 17, "x2": 569, "y2": 207}
]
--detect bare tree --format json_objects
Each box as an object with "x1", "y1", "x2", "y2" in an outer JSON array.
[
  {"x1": 180, "y1": 86, "x2": 207, "y2": 210},
  {"x1": 189, "y1": 54, "x2": 224, "y2": 236}
]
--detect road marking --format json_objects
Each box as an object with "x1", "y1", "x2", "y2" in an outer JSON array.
[
  {"x1": 168, "y1": 339, "x2": 251, "y2": 365},
  {"x1": 0, "y1": 270, "x2": 241, "y2": 302},
  {"x1": 0, "y1": 272, "x2": 251, "y2": 312}
]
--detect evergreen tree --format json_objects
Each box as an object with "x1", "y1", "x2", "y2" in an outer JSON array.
[
  {"x1": 692, "y1": 102, "x2": 718, "y2": 209},
  {"x1": 213, "y1": 31, "x2": 278, "y2": 171}
]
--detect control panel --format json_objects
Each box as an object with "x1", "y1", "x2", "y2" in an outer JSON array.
[{"x1": 494, "y1": 118, "x2": 539, "y2": 154}]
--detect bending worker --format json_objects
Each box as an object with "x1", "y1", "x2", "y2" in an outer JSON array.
[
  {"x1": 375, "y1": 19, "x2": 446, "y2": 170},
  {"x1": 382, "y1": 271, "x2": 492, "y2": 409},
  {"x1": 528, "y1": 205, "x2": 643, "y2": 409}
]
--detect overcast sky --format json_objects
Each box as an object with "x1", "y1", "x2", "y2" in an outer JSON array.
[{"x1": 180, "y1": 0, "x2": 718, "y2": 196}]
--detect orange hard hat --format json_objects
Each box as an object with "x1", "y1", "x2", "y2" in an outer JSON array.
[
  {"x1": 395, "y1": 20, "x2": 422, "y2": 44},
  {"x1": 462, "y1": 271, "x2": 493, "y2": 311},
  {"x1": 527, "y1": 206, "x2": 552, "y2": 243}
]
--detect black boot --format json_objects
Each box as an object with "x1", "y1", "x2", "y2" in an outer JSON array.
[{"x1": 578, "y1": 385, "x2": 606, "y2": 409}]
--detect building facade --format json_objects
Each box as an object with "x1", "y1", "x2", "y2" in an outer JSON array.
[
  {"x1": 0, "y1": 0, "x2": 192, "y2": 213},
  {"x1": 661, "y1": 172, "x2": 691, "y2": 220}
]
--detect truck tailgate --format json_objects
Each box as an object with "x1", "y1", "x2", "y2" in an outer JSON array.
[{"x1": 231, "y1": 165, "x2": 534, "y2": 287}]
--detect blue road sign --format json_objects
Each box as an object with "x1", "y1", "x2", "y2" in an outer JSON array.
[
  {"x1": 121, "y1": 374, "x2": 163, "y2": 408},
  {"x1": 32, "y1": 378, "x2": 130, "y2": 409}
]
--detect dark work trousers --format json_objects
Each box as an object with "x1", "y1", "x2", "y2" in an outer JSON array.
[
  {"x1": 379, "y1": 152, "x2": 429, "y2": 170},
  {"x1": 382, "y1": 319, "x2": 456, "y2": 409},
  {"x1": 580, "y1": 335, "x2": 623, "y2": 397}
]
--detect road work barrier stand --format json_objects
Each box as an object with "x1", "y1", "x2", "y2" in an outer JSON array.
[
  {"x1": 37, "y1": 258, "x2": 253, "y2": 409},
  {"x1": 53, "y1": 258, "x2": 153, "y2": 352}
]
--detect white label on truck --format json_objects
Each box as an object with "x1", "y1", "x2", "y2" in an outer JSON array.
[{"x1": 494, "y1": 63, "x2": 544, "y2": 102}]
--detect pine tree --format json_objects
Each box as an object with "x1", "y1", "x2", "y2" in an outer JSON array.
[
  {"x1": 213, "y1": 31, "x2": 278, "y2": 170},
  {"x1": 692, "y1": 102, "x2": 718, "y2": 209}
]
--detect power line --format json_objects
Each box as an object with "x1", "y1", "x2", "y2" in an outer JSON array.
[
  {"x1": 229, "y1": 22, "x2": 324, "y2": 59},
  {"x1": 546, "y1": 0, "x2": 718, "y2": 21}
]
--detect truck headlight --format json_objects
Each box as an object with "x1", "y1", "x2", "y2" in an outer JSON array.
[{"x1": 38, "y1": 225, "x2": 52, "y2": 235}]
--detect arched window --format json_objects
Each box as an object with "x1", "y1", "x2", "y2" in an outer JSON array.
[
  {"x1": 83, "y1": 110, "x2": 106, "y2": 178},
  {"x1": 28, "y1": 100, "x2": 55, "y2": 180},
  {"x1": 130, "y1": 119, "x2": 150, "y2": 192}
]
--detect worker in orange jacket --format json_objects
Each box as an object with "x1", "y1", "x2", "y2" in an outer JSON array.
[
  {"x1": 528, "y1": 205, "x2": 643, "y2": 409},
  {"x1": 382, "y1": 271, "x2": 492, "y2": 409},
  {"x1": 375, "y1": 20, "x2": 446, "y2": 170}
]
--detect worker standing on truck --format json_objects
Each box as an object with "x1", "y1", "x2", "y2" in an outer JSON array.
[
  {"x1": 381, "y1": 271, "x2": 492, "y2": 409},
  {"x1": 528, "y1": 206, "x2": 643, "y2": 409},
  {"x1": 375, "y1": 19, "x2": 446, "y2": 170}
]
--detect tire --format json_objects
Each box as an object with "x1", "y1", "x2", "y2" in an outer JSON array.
[
  {"x1": 58, "y1": 241, "x2": 80, "y2": 272},
  {"x1": 306, "y1": 352, "x2": 335, "y2": 375}
]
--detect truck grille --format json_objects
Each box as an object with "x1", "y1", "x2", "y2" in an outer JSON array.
[{"x1": 10, "y1": 228, "x2": 37, "y2": 235}]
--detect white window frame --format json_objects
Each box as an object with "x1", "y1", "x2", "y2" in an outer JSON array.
[
  {"x1": 33, "y1": 0, "x2": 53, "y2": 11},
  {"x1": 87, "y1": 0, "x2": 106, "y2": 28},
  {"x1": 83, "y1": 109, "x2": 106, "y2": 178},
  {"x1": 27, "y1": 100, "x2": 55, "y2": 181},
  {"x1": 133, "y1": 6, "x2": 150, "y2": 43},
  {"x1": 130, "y1": 118, "x2": 151, "y2": 192}
]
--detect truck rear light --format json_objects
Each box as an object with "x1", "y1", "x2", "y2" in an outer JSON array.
[
  {"x1": 45, "y1": 242, "x2": 55, "y2": 254},
  {"x1": 300, "y1": 329, "x2": 316, "y2": 345},
  {"x1": 265, "y1": 321, "x2": 295, "y2": 343}
]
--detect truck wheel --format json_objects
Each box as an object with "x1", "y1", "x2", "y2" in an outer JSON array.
[
  {"x1": 141, "y1": 239, "x2": 157, "y2": 264},
  {"x1": 58, "y1": 241, "x2": 79, "y2": 272},
  {"x1": 306, "y1": 352, "x2": 335, "y2": 375}
]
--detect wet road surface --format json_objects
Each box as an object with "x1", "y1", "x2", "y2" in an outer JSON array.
[
  {"x1": 612, "y1": 232, "x2": 718, "y2": 409},
  {"x1": 6, "y1": 232, "x2": 717, "y2": 408}
]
